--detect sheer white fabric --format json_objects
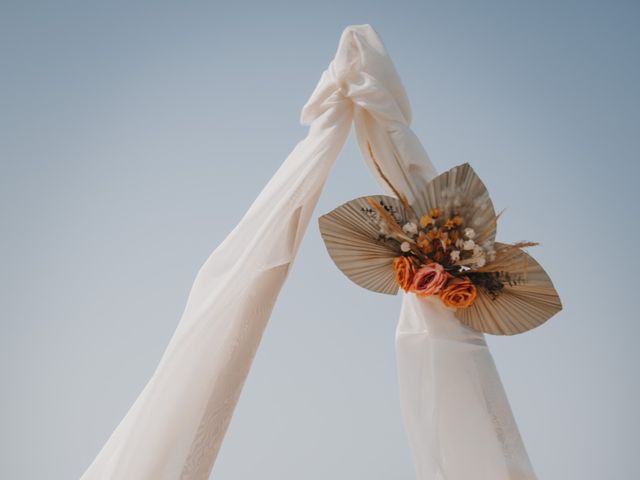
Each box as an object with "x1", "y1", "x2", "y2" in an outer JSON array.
[
  {"x1": 81, "y1": 24, "x2": 535, "y2": 480},
  {"x1": 397, "y1": 295, "x2": 536, "y2": 479}
]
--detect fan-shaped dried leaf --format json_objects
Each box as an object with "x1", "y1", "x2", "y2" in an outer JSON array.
[
  {"x1": 319, "y1": 195, "x2": 411, "y2": 294},
  {"x1": 416, "y1": 163, "x2": 497, "y2": 246},
  {"x1": 455, "y1": 244, "x2": 562, "y2": 334}
]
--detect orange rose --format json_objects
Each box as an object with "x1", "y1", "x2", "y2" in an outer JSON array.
[
  {"x1": 440, "y1": 277, "x2": 478, "y2": 308},
  {"x1": 393, "y1": 256, "x2": 415, "y2": 292}
]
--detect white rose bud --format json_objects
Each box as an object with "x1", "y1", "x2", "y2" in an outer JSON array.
[
  {"x1": 450, "y1": 250, "x2": 461, "y2": 261},
  {"x1": 463, "y1": 239, "x2": 475, "y2": 250},
  {"x1": 476, "y1": 257, "x2": 486, "y2": 268},
  {"x1": 464, "y1": 227, "x2": 476, "y2": 239},
  {"x1": 400, "y1": 241, "x2": 411, "y2": 252}
]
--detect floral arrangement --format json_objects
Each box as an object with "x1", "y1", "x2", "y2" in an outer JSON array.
[
  {"x1": 365, "y1": 199, "x2": 529, "y2": 309},
  {"x1": 319, "y1": 162, "x2": 561, "y2": 335}
]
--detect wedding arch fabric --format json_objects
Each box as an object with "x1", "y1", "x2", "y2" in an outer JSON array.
[{"x1": 81, "y1": 25, "x2": 536, "y2": 480}]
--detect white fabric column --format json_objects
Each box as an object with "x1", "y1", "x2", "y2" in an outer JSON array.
[
  {"x1": 81, "y1": 102, "x2": 351, "y2": 480},
  {"x1": 327, "y1": 26, "x2": 537, "y2": 480},
  {"x1": 396, "y1": 295, "x2": 536, "y2": 480},
  {"x1": 82, "y1": 25, "x2": 388, "y2": 480}
]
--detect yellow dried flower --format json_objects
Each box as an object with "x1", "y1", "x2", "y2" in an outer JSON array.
[
  {"x1": 419, "y1": 215, "x2": 434, "y2": 227},
  {"x1": 419, "y1": 240, "x2": 433, "y2": 253},
  {"x1": 452, "y1": 216, "x2": 464, "y2": 226},
  {"x1": 429, "y1": 208, "x2": 442, "y2": 218},
  {"x1": 444, "y1": 219, "x2": 456, "y2": 229},
  {"x1": 427, "y1": 229, "x2": 441, "y2": 240},
  {"x1": 417, "y1": 232, "x2": 433, "y2": 253}
]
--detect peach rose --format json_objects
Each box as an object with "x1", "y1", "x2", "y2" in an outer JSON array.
[
  {"x1": 440, "y1": 277, "x2": 478, "y2": 308},
  {"x1": 393, "y1": 256, "x2": 415, "y2": 292},
  {"x1": 412, "y1": 263, "x2": 449, "y2": 297}
]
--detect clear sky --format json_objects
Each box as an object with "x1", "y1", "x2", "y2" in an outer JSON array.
[{"x1": 1, "y1": 1, "x2": 639, "y2": 479}]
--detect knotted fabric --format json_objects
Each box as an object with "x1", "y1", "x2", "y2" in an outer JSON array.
[{"x1": 81, "y1": 25, "x2": 536, "y2": 480}]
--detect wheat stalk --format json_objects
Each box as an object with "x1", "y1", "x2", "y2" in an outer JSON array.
[{"x1": 367, "y1": 142, "x2": 416, "y2": 219}]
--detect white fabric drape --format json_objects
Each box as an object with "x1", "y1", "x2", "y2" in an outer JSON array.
[
  {"x1": 396, "y1": 295, "x2": 536, "y2": 479},
  {"x1": 80, "y1": 39, "x2": 354, "y2": 480},
  {"x1": 81, "y1": 25, "x2": 535, "y2": 480}
]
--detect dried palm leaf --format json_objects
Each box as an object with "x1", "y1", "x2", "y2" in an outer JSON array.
[
  {"x1": 454, "y1": 243, "x2": 562, "y2": 335},
  {"x1": 318, "y1": 195, "x2": 411, "y2": 294}
]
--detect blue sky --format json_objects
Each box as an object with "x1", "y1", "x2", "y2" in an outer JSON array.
[{"x1": 1, "y1": 1, "x2": 639, "y2": 478}]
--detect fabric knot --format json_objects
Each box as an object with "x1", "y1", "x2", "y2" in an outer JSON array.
[{"x1": 301, "y1": 24, "x2": 412, "y2": 126}]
